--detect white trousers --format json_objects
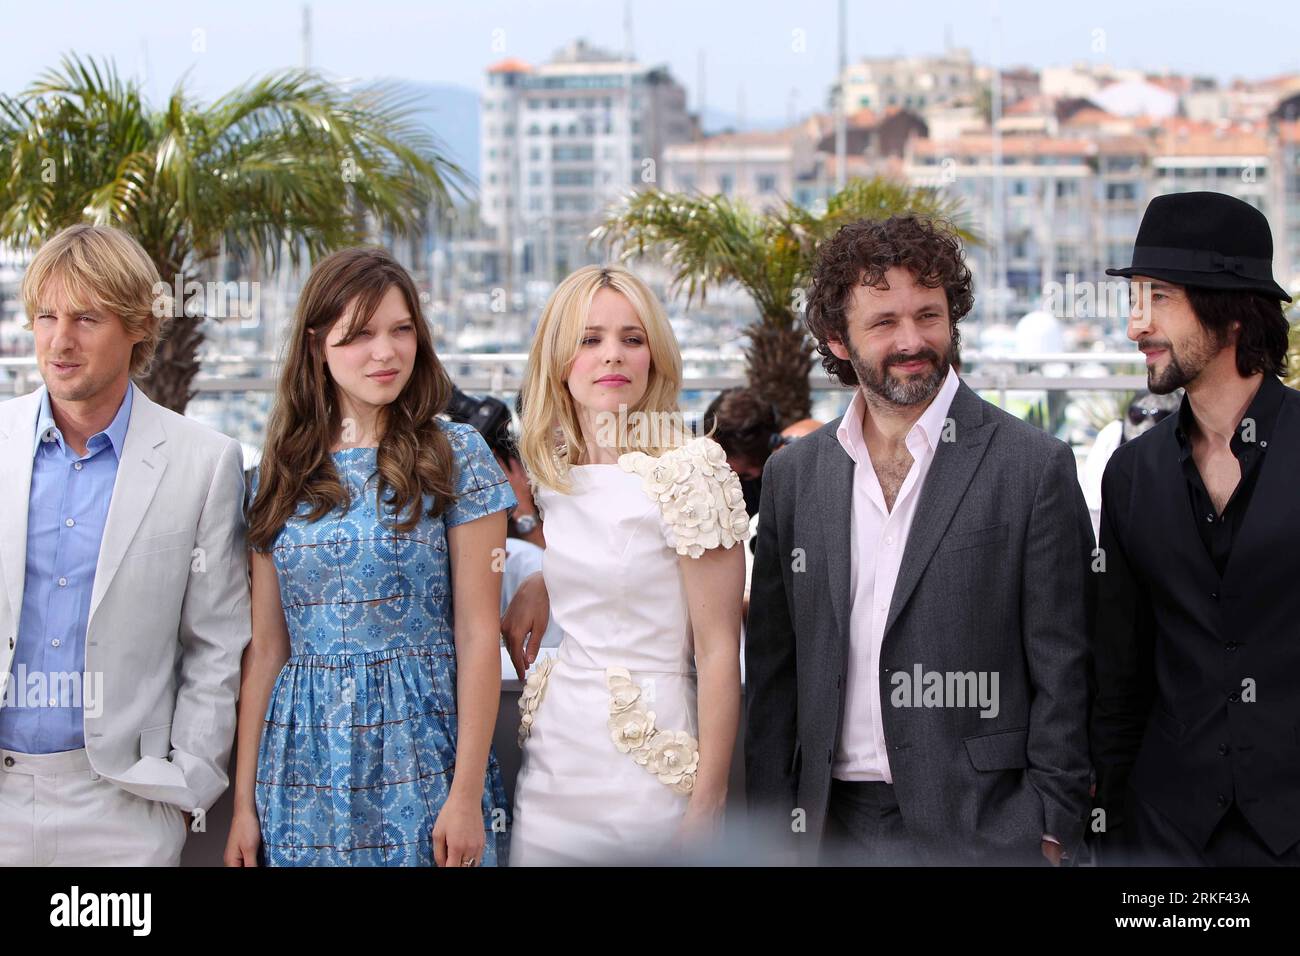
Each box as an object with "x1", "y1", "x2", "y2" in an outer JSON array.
[{"x1": 0, "y1": 748, "x2": 187, "y2": 866}]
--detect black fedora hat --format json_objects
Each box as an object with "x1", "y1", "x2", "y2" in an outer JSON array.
[{"x1": 1106, "y1": 191, "x2": 1291, "y2": 301}]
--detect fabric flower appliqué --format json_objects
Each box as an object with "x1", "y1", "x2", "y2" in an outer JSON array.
[
  {"x1": 517, "y1": 656, "x2": 556, "y2": 748},
  {"x1": 618, "y1": 436, "x2": 752, "y2": 558},
  {"x1": 605, "y1": 666, "x2": 699, "y2": 795}
]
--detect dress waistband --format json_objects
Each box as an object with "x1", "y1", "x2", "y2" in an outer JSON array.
[{"x1": 286, "y1": 641, "x2": 455, "y2": 666}]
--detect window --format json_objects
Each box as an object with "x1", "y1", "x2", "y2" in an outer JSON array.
[
  {"x1": 719, "y1": 174, "x2": 734, "y2": 195},
  {"x1": 554, "y1": 169, "x2": 595, "y2": 186},
  {"x1": 1106, "y1": 182, "x2": 1137, "y2": 201},
  {"x1": 757, "y1": 174, "x2": 777, "y2": 193},
  {"x1": 554, "y1": 195, "x2": 593, "y2": 212},
  {"x1": 553, "y1": 144, "x2": 595, "y2": 162}
]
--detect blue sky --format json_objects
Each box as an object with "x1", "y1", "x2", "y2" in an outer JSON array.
[{"x1": 2, "y1": 0, "x2": 1297, "y2": 122}]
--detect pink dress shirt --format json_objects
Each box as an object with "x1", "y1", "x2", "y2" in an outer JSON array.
[{"x1": 831, "y1": 366, "x2": 960, "y2": 782}]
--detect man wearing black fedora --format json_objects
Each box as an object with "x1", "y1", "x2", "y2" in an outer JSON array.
[{"x1": 1090, "y1": 190, "x2": 1299, "y2": 865}]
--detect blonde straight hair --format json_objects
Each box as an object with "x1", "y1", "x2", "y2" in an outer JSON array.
[
  {"x1": 21, "y1": 224, "x2": 167, "y2": 378},
  {"x1": 519, "y1": 264, "x2": 685, "y2": 493}
]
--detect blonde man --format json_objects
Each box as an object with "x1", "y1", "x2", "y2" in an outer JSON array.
[{"x1": 0, "y1": 224, "x2": 251, "y2": 865}]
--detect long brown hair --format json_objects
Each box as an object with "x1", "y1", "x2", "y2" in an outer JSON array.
[{"x1": 248, "y1": 247, "x2": 456, "y2": 551}]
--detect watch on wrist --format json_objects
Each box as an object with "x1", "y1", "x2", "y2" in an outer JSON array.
[{"x1": 514, "y1": 513, "x2": 539, "y2": 535}]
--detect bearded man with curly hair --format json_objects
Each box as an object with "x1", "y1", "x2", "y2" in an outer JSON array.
[{"x1": 744, "y1": 215, "x2": 1095, "y2": 867}]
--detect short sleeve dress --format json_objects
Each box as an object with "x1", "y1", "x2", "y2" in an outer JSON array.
[
  {"x1": 509, "y1": 437, "x2": 751, "y2": 865},
  {"x1": 252, "y1": 421, "x2": 516, "y2": 866}
]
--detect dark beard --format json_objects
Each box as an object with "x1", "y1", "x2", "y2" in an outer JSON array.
[
  {"x1": 848, "y1": 339, "x2": 951, "y2": 407},
  {"x1": 1146, "y1": 328, "x2": 1222, "y2": 395}
]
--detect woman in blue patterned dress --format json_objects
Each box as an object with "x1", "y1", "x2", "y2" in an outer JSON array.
[{"x1": 223, "y1": 248, "x2": 515, "y2": 867}]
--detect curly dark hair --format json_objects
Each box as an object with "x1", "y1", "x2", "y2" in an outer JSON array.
[
  {"x1": 1184, "y1": 286, "x2": 1290, "y2": 379},
  {"x1": 805, "y1": 215, "x2": 973, "y2": 387}
]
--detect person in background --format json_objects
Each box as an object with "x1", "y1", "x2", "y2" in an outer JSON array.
[
  {"x1": 1081, "y1": 391, "x2": 1180, "y2": 540},
  {"x1": 702, "y1": 389, "x2": 822, "y2": 619},
  {"x1": 702, "y1": 387, "x2": 820, "y2": 519},
  {"x1": 447, "y1": 387, "x2": 562, "y2": 649}
]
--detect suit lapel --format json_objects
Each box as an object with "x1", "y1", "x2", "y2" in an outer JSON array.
[
  {"x1": 885, "y1": 381, "x2": 996, "y2": 638},
  {"x1": 816, "y1": 426, "x2": 855, "y2": 643},
  {"x1": 0, "y1": 389, "x2": 44, "y2": 623},
  {"x1": 87, "y1": 384, "x2": 168, "y2": 628}
]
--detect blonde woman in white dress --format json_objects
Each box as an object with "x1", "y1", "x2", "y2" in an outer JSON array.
[{"x1": 506, "y1": 265, "x2": 750, "y2": 865}]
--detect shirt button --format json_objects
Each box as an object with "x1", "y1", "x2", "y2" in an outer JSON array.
[
  {"x1": 885, "y1": 536, "x2": 895, "y2": 546},
  {"x1": 1210, "y1": 591, "x2": 1219, "y2": 600},
  {"x1": 1205, "y1": 514, "x2": 1214, "y2": 523},
  {"x1": 51, "y1": 639, "x2": 60, "y2": 647},
  {"x1": 1225, "y1": 641, "x2": 1238, "y2": 652},
  {"x1": 57, "y1": 577, "x2": 68, "y2": 587},
  {"x1": 1218, "y1": 744, "x2": 1230, "y2": 756},
  {"x1": 65, "y1": 518, "x2": 75, "y2": 528},
  {"x1": 73, "y1": 462, "x2": 83, "y2": 471},
  {"x1": 47, "y1": 698, "x2": 56, "y2": 707},
  {"x1": 3, "y1": 756, "x2": 13, "y2": 768},
  {"x1": 1228, "y1": 691, "x2": 1240, "y2": 702},
  {"x1": 1216, "y1": 794, "x2": 1228, "y2": 808}
]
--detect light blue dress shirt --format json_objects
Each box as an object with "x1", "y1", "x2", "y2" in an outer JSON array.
[{"x1": 0, "y1": 384, "x2": 133, "y2": 753}]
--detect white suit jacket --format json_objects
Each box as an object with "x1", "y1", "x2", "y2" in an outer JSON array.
[{"x1": 0, "y1": 383, "x2": 251, "y2": 813}]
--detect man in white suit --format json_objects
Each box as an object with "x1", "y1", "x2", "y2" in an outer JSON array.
[{"x1": 0, "y1": 224, "x2": 251, "y2": 865}]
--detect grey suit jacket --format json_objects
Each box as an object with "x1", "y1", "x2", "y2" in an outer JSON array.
[
  {"x1": 0, "y1": 384, "x2": 251, "y2": 814},
  {"x1": 744, "y1": 380, "x2": 1094, "y2": 863}
]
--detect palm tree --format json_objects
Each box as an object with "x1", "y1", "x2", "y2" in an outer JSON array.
[
  {"x1": 592, "y1": 177, "x2": 976, "y2": 425},
  {"x1": 0, "y1": 55, "x2": 465, "y2": 412}
]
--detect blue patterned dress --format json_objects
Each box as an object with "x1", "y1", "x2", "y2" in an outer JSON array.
[{"x1": 252, "y1": 421, "x2": 516, "y2": 866}]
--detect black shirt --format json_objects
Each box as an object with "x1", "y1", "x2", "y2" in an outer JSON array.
[{"x1": 1173, "y1": 374, "x2": 1284, "y2": 578}]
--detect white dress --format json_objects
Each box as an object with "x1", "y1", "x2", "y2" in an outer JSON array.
[{"x1": 510, "y1": 437, "x2": 751, "y2": 865}]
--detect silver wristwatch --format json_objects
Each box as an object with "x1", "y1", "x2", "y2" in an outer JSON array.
[{"x1": 514, "y1": 513, "x2": 539, "y2": 535}]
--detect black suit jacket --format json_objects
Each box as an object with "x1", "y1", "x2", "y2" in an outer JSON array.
[{"x1": 1091, "y1": 375, "x2": 1300, "y2": 857}]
